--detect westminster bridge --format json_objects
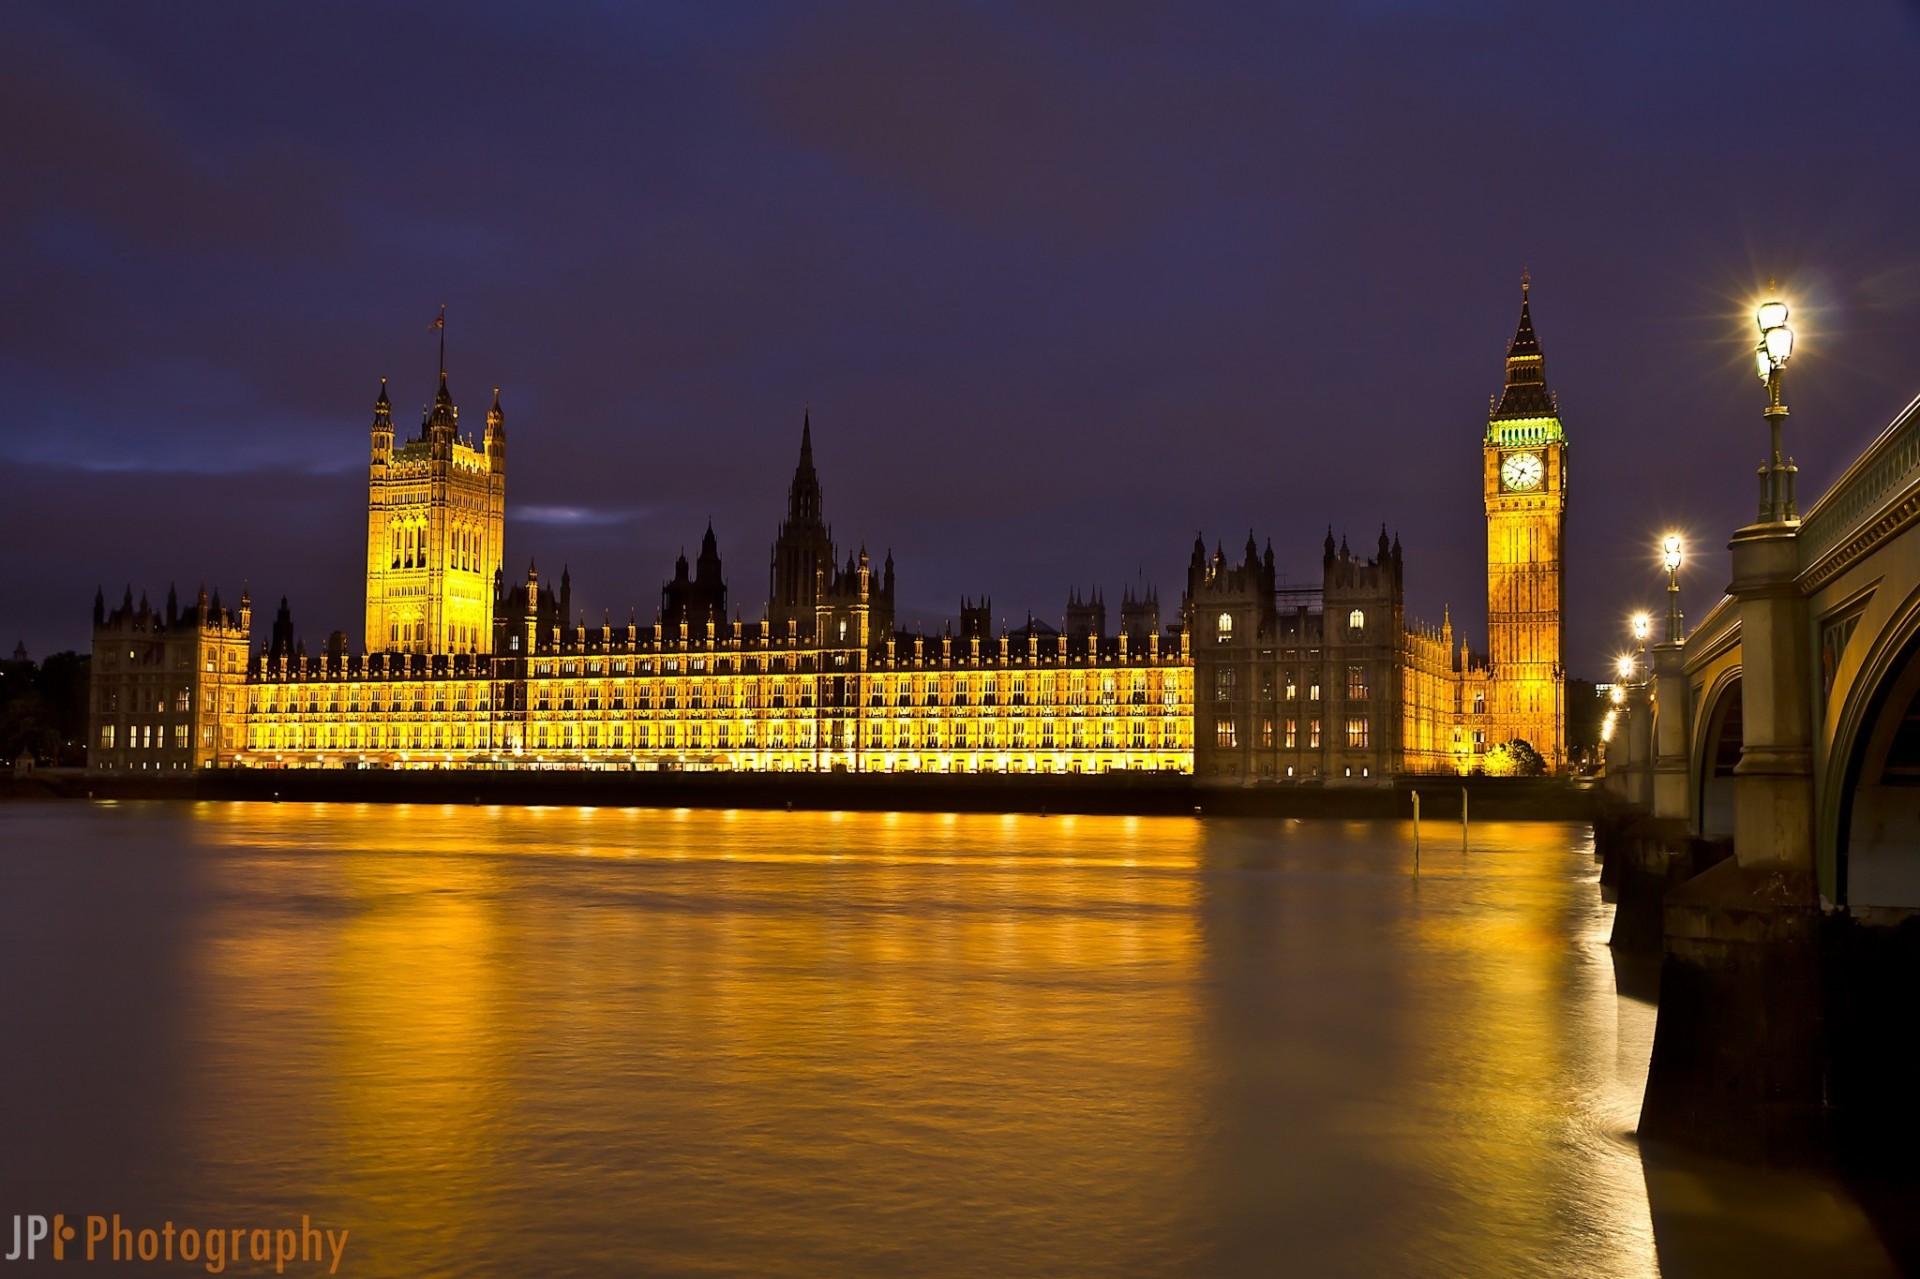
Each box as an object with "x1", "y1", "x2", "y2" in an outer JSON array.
[{"x1": 1601, "y1": 329, "x2": 1920, "y2": 1167}]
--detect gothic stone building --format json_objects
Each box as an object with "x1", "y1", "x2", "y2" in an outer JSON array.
[
  {"x1": 87, "y1": 285, "x2": 1566, "y2": 779},
  {"x1": 1183, "y1": 279, "x2": 1568, "y2": 778}
]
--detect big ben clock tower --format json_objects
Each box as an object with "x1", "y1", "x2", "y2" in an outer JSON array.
[{"x1": 1483, "y1": 275, "x2": 1566, "y2": 770}]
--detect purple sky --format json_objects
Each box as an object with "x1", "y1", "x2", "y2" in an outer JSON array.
[{"x1": 5, "y1": 2, "x2": 1919, "y2": 677}]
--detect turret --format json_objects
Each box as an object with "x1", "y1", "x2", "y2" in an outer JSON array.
[
  {"x1": 370, "y1": 378, "x2": 394, "y2": 463},
  {"x1": 523, "y1": 561, "x2": 539, "y2": 651},
  {"x1": 485, "y1": 386, "x2": 506, "y2": 472},
  {"x1": 92, "y1": 587, "x2": 105, "y2": 629},
  {"x1": 423, "y1": 369, "x2": 458, "y2": 450}
]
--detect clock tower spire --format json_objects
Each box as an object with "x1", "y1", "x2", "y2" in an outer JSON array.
[{"x1": 1483, "y1": 272, "x2": 1567, "y2": 771}]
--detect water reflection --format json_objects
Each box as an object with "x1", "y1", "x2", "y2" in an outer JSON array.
[{"x1": 0, "y1": 803, "x2": 1901, "y2": 1276}]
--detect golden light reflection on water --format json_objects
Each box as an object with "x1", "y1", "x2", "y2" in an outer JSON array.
[
  {"x1": 2, "y1": 802, "x2": 1900, "y2": 1277},
  {"x1": 184, "y1": 804, "x2": 1209, "y2": 1276}
]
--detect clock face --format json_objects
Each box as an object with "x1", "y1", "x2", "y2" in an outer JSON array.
[{"x1": 1501, "y1": 452, "x2": 1544, "y2": 492}]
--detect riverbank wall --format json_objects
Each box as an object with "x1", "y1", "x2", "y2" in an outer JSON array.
[{"x1": 2, "y1": 769, "x2": 1597, "y2": 820}]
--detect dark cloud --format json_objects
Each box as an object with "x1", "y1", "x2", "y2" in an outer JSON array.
[{"x1": 3, "y1": 0, "x2": 1918, "y2": 678}]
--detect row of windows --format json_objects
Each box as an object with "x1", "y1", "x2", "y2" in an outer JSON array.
[
  {"x1": 1211, "y1": 715, "x2": 1371, "y2": 751},
  {"x1": 255, "y1": 718, "x2": 1197, "y2": 755},
  {"x1": 386, "y1": 521, "x2": 492, "y2": 573},
  {"x1": 248, "y1": 671, "x2": 1192, "y2": 714},
  {"x1": 1214, "y1": 667, "x2": 1370, "y2": 702},
  {"x1": 1215, "y1": 609, "x2": 1367, "y2": 641},
  {"x1": 100, "y1": 723, "x2": 192, "y2": 750},
  {"x1": 386, "y1": 620, "x2": 487, "y2": 650}
]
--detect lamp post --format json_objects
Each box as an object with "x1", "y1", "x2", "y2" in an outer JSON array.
[
  {"x1": 1631, "y1": 611, "x2": 1651, "y2": 657},
  {"x1": 1755, "y1": 285, "x2": 1797, "y2": 522},
  {"x1": 1661, "y1": 533, "x2": 1684, "y2": 643}
]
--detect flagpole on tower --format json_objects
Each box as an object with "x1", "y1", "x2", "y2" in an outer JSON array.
[{"x1": 432, "y1": 303, "x2": 446, "y2": 376}]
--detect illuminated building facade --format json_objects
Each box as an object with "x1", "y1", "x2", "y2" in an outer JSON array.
[
  {"x1": 1481, "y1": 278, "x2": 1568, "y2": 769},
  {"x1": 86, "y1": 286, "x2": 1566, "y2": 778},
  {"x1": 88, "y1": 584, "x2": 252, "y2": 771},
  {"x1": 363, "y1": 370, "x2": 507, "y2": 657},
  {"x1": 1184, "y1": 281, "x2": 1569, "y2": 777}
]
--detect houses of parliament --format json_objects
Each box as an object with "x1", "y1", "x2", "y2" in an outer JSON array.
[{"x1": 87, "y1": 285, "x2": 1568, "y2": 780}]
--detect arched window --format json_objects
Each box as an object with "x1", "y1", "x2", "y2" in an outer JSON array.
[
  {"x1": 1348, "y1": 608, "x2": 1365, "y2": 631},
  {"x1": 1216, "y1": 611, "x2": 1233, "y2": 641}
]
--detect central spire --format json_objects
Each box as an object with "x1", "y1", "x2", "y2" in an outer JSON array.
[{"x1": 786, "y1": 410, "x2": 822, "y2": 525}]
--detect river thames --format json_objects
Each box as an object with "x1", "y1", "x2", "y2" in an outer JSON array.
[{"x1": 0, "y1": 802, "x2": 1899, "y2": 1276}]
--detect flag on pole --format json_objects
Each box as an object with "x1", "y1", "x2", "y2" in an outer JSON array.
[{"x1": 427, "y1": 306, "x2": 445, "y2": 331}]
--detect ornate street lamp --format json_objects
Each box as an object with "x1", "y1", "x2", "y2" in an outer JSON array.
[
  {"x1": 1661, "y1": 533, "x2": 1684, "y2": 642},
  {"x1": 1631, "y1": 612, "x2": 1651, "y2": 653},
  {"x1": 1754, "y1": 284, "x2": 1798, "y2": 522}
]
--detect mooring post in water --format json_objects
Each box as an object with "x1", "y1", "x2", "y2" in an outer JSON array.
[
  {"x1": 1411, "y1": 790, "x2": 1421, "y2": 873},
  {"x1": 1461, "y1": 787, "x2": 1469, "y2": 853}
]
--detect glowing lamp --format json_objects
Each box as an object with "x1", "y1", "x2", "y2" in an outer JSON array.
[
  {"x1": 1754, "y1": 345, "x2": 1773, "y2": 383},
  {"x1": 1764, "y1": 323, "x2": 1794, "y2": 365},
  {"x1": 1610, "y1": 684, "x2": 1626, "y2": 704},
  {"x1": 1756, "y1": 298, "x2": 1789, "y2": 333},
  {"x1": 1616, "y1": 656, "x2": 1636, "y2": 680},
  {"x1": 1662, "y1": 534, "x2": 1683, "y2": 572},
  {"x1": 1632, "y1": 612, "x2": 1651, "y2": 643}
]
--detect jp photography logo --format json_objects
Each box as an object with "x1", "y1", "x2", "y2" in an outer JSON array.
[{"x1": 6, "y1": 1214, "x2": 348, "y2": 1274}]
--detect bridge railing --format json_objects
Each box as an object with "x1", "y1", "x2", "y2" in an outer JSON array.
[{"x1": 1797, "y1": 390, "x2": 1920, "y2": 576}]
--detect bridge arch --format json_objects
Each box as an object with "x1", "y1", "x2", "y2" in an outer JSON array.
[
  {"x1": 1693, "y1": 669, "x2": 1742, "y2": 839},
  {"x1": 1829, "y1": 584, "x2": 1920, "y2": 911}
]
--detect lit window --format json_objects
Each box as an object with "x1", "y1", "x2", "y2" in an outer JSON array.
[
  {"x1": 1216, "y1": 612, "x2": 1233, "y2": 641},
  {"x1": 1348, "y1": 609, "x2": 1365, "y2": 630},
  {"x1": 1346, "y1": 716, "x2": 1370, "y2": 749}
]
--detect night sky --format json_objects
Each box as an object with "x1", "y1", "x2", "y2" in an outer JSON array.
[{"x1": 5, "y1": 2, "x2": 1919, "y2": 678}]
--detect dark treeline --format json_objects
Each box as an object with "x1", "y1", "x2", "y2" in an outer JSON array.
[{"x1": 0, "y1": 649, "x2": 89, "y2": 767}]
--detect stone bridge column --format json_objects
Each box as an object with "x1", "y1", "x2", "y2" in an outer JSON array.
[
  {"x1": 1642, "y1": 519, "x2": 1823, "y2": 1160},
  {"x1": 1625, "y1": 678, "x2": 1654, "y2": 809},
  {"x1": 1650, "y1": 640, "x2": 1689, "y2": 820},
  {"x1": 1726, "y1": 525, "x2": 1815, "y2": 871}
]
